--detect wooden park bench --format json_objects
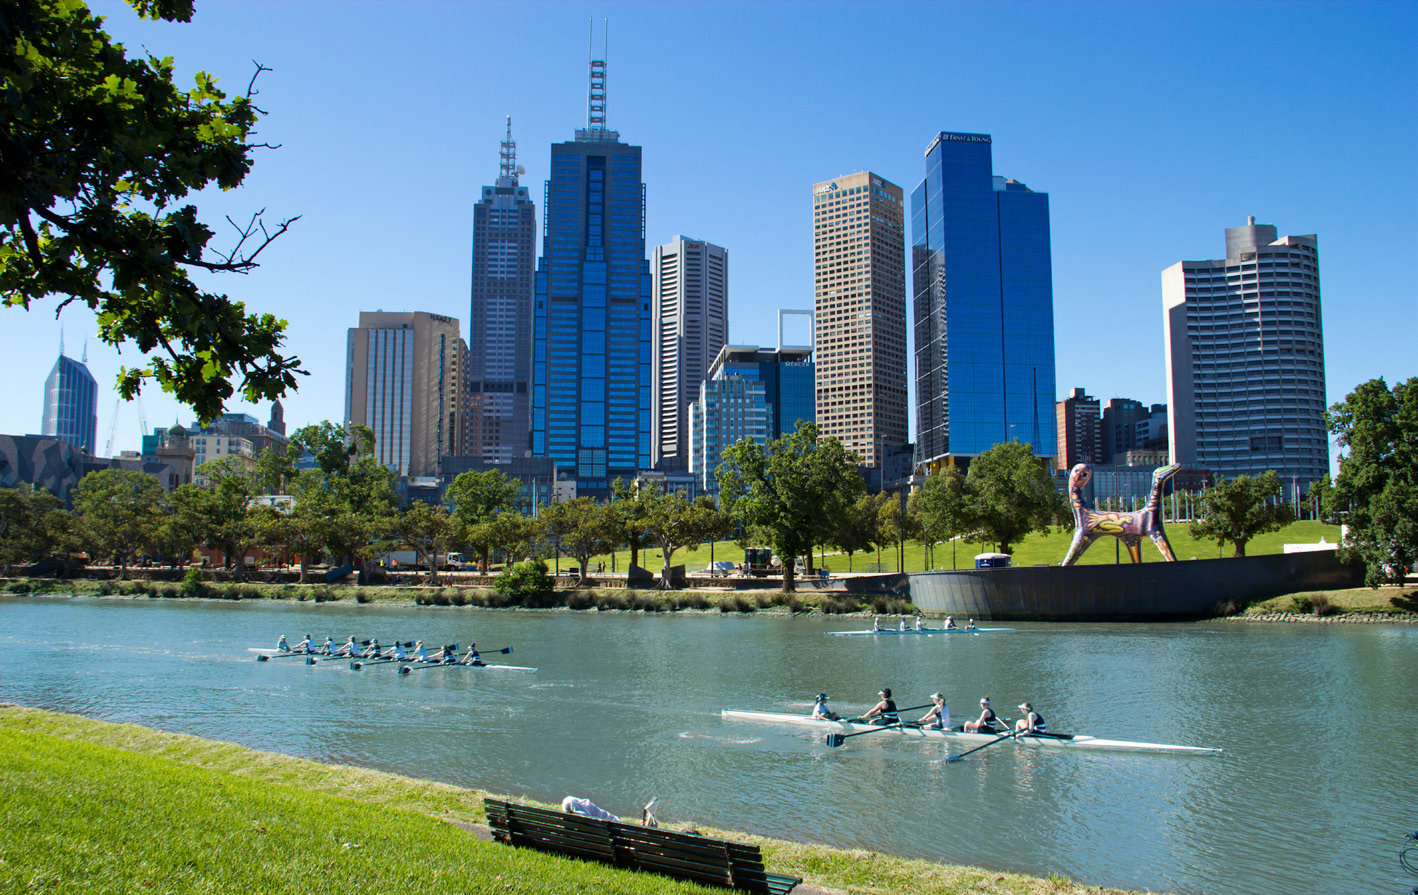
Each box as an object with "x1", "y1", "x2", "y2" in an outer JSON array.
[{"x1": 483, "y1": 797, "x2": 801, "y2": 895}]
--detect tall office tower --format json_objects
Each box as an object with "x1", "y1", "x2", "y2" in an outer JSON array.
[
  {"x1": 651, "y1": 236, "x2": 728, "y2": 471},
  {"x1": 811, "y1": 171, "x2": 907, "y2": 467},
  {"x1": 1055, "y1": 388, "x2": 1101, "y2": 469},
  {"x1": 469, "y1": 117, "x2": 537, "y2": 464},
  {"x1": 41, "y1": 342, "x2": 98, "y2": 455},
  {"x1": 1163, "y1": 217, "x2": 1327, "y2": 486},
  {"x1": 688, "y1": 341, "x2": 815, "y2": 493},
  {"x1": 344, "y1": 311, "x2": 466, "y2": 477},
  {"x1": 1100, "y1": 397, "x2": 1147, "y2": 464},
  {"x1": 911, "y1": 132, "x2": 1058, "y2": 471},
  {"x1": 531, "y1": 41, "x2": 651, "y2": 498}
]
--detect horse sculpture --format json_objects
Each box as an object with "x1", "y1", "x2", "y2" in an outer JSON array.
[{"x1": 1060, "y1": 463, "x2": 1181, "y2": 566}]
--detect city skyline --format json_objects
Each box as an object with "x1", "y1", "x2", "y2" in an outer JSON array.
[{"x1": 1, "y1": 1, "x2": 1412, "y2": 473}]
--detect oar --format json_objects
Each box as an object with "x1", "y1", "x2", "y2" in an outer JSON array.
[
  {"x1": 844, "y1": 702, "x2": 931, "y2": 723},
  {"x1": 398, "y1": 645, "x2": 513, "y2": 674},
  {"x1": 945, "y1": 728, "x2": 1021, "y2": 762},
  {"x1": 826, "y1": 723, "x2": 904, "y2": 747}
]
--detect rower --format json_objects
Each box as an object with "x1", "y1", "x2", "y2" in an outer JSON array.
[
  {"x1": 860, "y1": 688, "x2": 899, "y2": 726},
  {"x1": 296, "y1": 634, "x2": 313, "y2": 653},
  {"x1": 462, "y1": 644, "x2": 483, "y2": 666},
  {"x1": 320, "y1": 637, "x2": 335, "y2": 655},
  {"x1": 364, "y1": 638, "x2": 381, "y2": 659},
  {"x1": 391, "y1": 641, "x2": 406, "y2": 661},
  {"x1": 914, "y1": 615, "x2": 926, "y2": 631},
  {"x1": 276, "y1": 634, "x2": 290, "y2": 653},
  {"x1": 917, "y1": 693, "x2": 950, "y2": 730},
  {"x1": 811, "y1": 693, "x2": 838, "y2": 721},
  {"x1": 965, "y1": 618, "x2": 978, "y2": 631},
  {"x1": 899, "y1": 616, "x2": 909, "y2": 631},
  {"x1": 943, "y1": 616, "x2": 957, "y2": 630},
  {"x1": 872, "y1": 616, "x2": 882, "y2": 632},
  {"x1": 413, "y1": 640, "x2": 429, "y2": 662},
  {"x1": 341, "y1": 636, "x2": 358, "y2": 657},
  {"x1": 1015, "y1": 702, "x2": 1046, "y2": 736},
  {"x1": 963, "y1": 697, "x2": 998, "y2": 733}
]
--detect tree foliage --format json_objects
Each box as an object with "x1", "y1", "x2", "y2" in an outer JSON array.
[
  {"x1": 0, "y1": 485, "x2": 67, "y2": 571},
  {"x1": 395, "y1": 501, "x2": 464, "y2": 584},
  {"x1": 71, "y1": 468, "x2": 165, "y2": 578},
  {"x1": 1, "y1": 0, "x2": 302, "y2": 421},
  {"x1": 1326, "y1": 377, "x2": 1418, "y2": 586},
  {"x1": 716, "y1": 421, "x2": 863, "y2": 592},
  {"x1": 1189, "y1": 471, "x2": 1293, "y2": 557},
  {"x1": 827, "y1": 492, "x2": 883, "y2": 572},
  {"x1": 196, "y1": 455, "x2": 259, "y2": 577},
  {"x1": 963, "y1": 441, "x2": 1064, "y2": 555},
  {"x1": 638, "y1": 490, "x2": 732, "y2": 587},
  {"x1": 539, "y1": 496, "x2": 619, "y2": 586},
  {"x1": 446, "y1": 469, "x2": 520, "y2": 571}
]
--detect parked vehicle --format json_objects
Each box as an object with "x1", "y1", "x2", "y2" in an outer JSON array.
[{"x1": 443, "y1": 553, "x2": 469, "y2": 571}]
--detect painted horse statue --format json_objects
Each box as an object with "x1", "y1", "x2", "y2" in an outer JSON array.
[{"x1": 1060, "y1": 463, "x2": 1181, "y2": 566}]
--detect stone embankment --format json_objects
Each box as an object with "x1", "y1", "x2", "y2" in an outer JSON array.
[{"x1": 1229, "y1": 611, "x2": 1418, "y2": 624}]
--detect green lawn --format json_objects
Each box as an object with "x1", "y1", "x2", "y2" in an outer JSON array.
[
  {"x1": 0, "y1": 705, "x2": 1132, "y2": 895},
  {"x1": 584, "y1": 520, "x2": 1343, "y2": 575}
]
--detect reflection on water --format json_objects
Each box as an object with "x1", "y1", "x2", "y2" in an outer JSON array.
[{"x1": 0, "y1": 595, "x2": 1414, "y2": 895}]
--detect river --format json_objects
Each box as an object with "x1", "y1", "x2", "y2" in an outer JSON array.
[{"x1": 0, "y1": 595, "x2": 1412, "y2": 895}]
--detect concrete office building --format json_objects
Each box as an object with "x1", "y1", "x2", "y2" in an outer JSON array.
[
  {"x1": 651, "y1": 236, "x2": 727, "y2": 471},
  {"x1": 40, "y1": 347, "x2": 98, "y2": 456},
  {"x1": 1056, "y1": 388, "x2": 1101, "y2": 470},
  {"x1": 531, "y1": 45, "x2": 651, "y2": 499},
  {"x1": 345, "y1": 311, "x2": 466, "y2": 477},
  {"x1": 1163, "y1": 218, "x2": 1327, "y2": 486},
  {"x1": 812, "y1": 171, "x2": 908, "y2": 468},
  {"x1": 469, "y1": 117, "x2": 537, "y2": 464},
  {"x1": 911, "y1": 132, "x2": 1058, "y2": 471}
]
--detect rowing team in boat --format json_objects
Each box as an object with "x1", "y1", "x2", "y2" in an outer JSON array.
[
  {"x1": 811, "y1": 689, "x2": 1046, "y2": 736},
  {"x1": 871, "y1": 615, "x2": 978, "y2": 632},
  {"x1": 275, "y1": 634, "x2": 488, "y2": 666}
]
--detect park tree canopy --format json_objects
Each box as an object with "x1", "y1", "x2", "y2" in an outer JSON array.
[
  {"x1": 1, "y1": 0, "x2": 301, "y2": 422},
  {"x1": 1327, "y1": 377, "x2": 1418, "y2": 586}
]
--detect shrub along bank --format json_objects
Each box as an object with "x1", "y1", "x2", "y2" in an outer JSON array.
[{"x1": 0, "y1": 705, "x2": 1134, "y2": 895}]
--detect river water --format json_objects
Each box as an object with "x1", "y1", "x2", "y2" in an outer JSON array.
[{"x1": 0, "y1": 595, "x2": 1413, "y2": 895}]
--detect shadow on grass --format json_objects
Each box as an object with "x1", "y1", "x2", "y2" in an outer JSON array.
[{"x1": 1389, "y1": 590, "x2": 1418, "y2": 612}]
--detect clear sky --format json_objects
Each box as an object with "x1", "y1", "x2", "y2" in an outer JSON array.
[{"x1": 6, "y1": 0, "x2": 1415, "y2": 467}]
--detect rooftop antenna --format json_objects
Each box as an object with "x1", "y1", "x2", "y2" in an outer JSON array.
[
  {"x1": 58, "y1": 329, "x2": 65, "y2": 359},
  {"x1": 498, "y1": 115, "x2": 518, "y2": 185},
  {"x1": 587, "y1": 17, "x2": 607, "y2": 131},
  {"x1": 82, "y1": 337, "x2": 87, "y2": 365}
]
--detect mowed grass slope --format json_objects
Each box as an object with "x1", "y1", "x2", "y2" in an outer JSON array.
[{"x1": 0, "y1": 705, "x2": 1133, "y2": 895}]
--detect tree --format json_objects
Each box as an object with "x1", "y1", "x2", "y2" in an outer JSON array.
[
  {"x1": 151, "y1": 482, "x2": 213, "y2": 568},
  {"x1": 1189, "y1": 471, "x2": 1293, "y2": 557},
  {"x1": 1326, "y1": 377, "x2": 1418, "y2": 586},
  {"x1": 716, "y1": 421, "x2": 863, "y2": 593},
  {"x1": 963, "y1": 441, "x2": 1063, "y2": 555},
  {"x1": 876, "y1": 488, "x2": 919, "y2": 573},
  {"x1": 828, "y1": 492, "x2": 882, "y2": 573},
  {"x1": 71, "y1": 468, "x2": 164, "y2": 578},
  {"x1": 446, "y1": 469, "x2": 520, "y2": 571},
  {"x1": 914, "y1": 465, "x2": 970, "y2": 569},
  {"x1": 610, "y1": 477, "x2": 654, "y2": 571},
  {"x1": 395, "y1": 501, "x2": 464, "y2": 585},
  {"x1": 0, "y1": 485, "x2": 66, "y2": 573},
  {"x1": 482, "y1": 509, "x2": 537, "y2": 569},
  {"x1": 639, "y1": 491, "x2": 732, "y2": 587},
  {"x1": 1, "y1": 0, "x2": 302, "y2": 422},
  {"x1": 539, "y1": 497, "x2": 619, "y2": 586},
  {"x1": 197, "y1": 455, "x2": 259, "y2": 578}
]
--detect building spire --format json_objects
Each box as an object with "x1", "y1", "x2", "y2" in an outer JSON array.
[
  {"x1": 498, "y1": 115, "x2": 519, "y2": 185},
  {"x1": 587, "y1": 17, "x2": 607, "y2": 130},
  {"x1": 58, "y1": 329, "x2": 65, "y2": 359}
]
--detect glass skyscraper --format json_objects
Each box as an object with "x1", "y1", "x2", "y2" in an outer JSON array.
[
  {"x1": 469, "y1": 117, "x2": 536, "y2": 464},
  {"x1": 911, "y1": 131, "x2": 1058, "y2": 470},
  {"x1": 531, "y1": 55, "x2": 651, "y2": 498},
  {"x1": 41, "y1": 350, "x2": 97, "y2": 455}
]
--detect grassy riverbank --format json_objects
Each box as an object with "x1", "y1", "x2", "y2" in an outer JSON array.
[{"x1": 0, "y1": 705, "x2": 1131, "y2": 895}]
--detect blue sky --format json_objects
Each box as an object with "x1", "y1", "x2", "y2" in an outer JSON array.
[{"x1": 6, "y1": 0, "x2": 1415, "y2": 465}]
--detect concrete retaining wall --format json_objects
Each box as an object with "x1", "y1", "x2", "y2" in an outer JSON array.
[{"x1": 908, "y1": 551, "x2": 1364, "y2": 621}]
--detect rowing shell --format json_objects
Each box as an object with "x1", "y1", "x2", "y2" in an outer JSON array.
[
  {"x1": 721, "y1": 710, "x2": 1221, "y2": 755},
  {"x1": 397, "y1": 661, "x2": 537, "y2": 674},
  {"x1": 826, "y1": 627, "x2": 1014, "y2": 636}
]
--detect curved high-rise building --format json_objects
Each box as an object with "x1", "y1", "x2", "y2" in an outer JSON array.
[
  {"x1": 651, "y1": 236, "x2": 727, "y2": 471},
  {"x1": 41, "y1": 351, "x2": 98, "y2": 455},
  {"x1": 1163, "y1": 218, "x2": 1327, "y2": 488}
]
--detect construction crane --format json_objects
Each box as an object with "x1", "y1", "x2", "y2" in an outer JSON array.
[{"x1": 100, "y1": 397, "x2": 151, "y2": 458}]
